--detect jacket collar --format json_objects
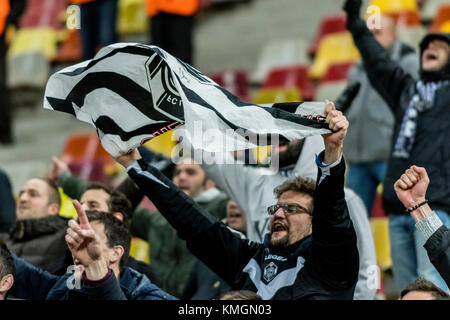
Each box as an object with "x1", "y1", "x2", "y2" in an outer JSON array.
[{"x1": 263, "y1": 233, "x2": 312, "y2": 256}]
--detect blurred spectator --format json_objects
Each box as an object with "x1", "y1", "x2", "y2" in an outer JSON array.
[
  {"x1": 0, "y1": 178, "x2": 69, "y2": 272},
  {"x1": 45, "y1": 179, "x2": 161, "y2": 286},
  {"x1": 0, "y1": 240, "x2": 15, "y2": 300},
  {"x1": 72, "y1": 0, "x2": 118, "y2": 60},
  {"x1": 401, "y1": 277, "x2": 449, "y2": 300},
  {"x1": 50, "y1": 152, "x2": 227, "y2": 297},
  {"x1": 10, "y1": 206, "x2": 176, "y2": 300},
  {"x1": 336, "y1": 14, "x2": 419, "y2": 215},
  {"x1": 0, "y1": 0, "x2": 26, "y2": 144},
  {"x1": 344, "y1": 0, "x2": 450, "y2": 293},
  {"x1": 189, "y1": 137, "x2": 377, "y2": 299},
  {"x1": 0, "y1": 168, "x2": 16, "y2": 232},
  {"x1": 182, "y1": 199, "x2": 246, "y2": 300},
  {"x1": 146, "y1": 0, "x2": 199, "y2": 65},
  {"x1": 394, "y1": 165, "x2": 450, "y2": 289}
]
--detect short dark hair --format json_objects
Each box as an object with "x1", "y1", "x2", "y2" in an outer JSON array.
[
  {"x1": 84, "y1": 183, "x2": 132, "y2": 227},
  {"x1": 219, "y1": 290, "x2": 262, "y2": 300},
  {"x1": 401, "y1": 277, "x2": 450, "y2": 299},
  {"x1": 39, "y1": 178, "x2": 61, "y2": 207},
  {"x1": 82, "y1": 211, "x2": 131, "y2": 271},
  {"x1": 273, "y1": 176, "x2": 316, "y2": 211},
  {"x1": 0, "y1": 240, "x2": 15, "y2": 279}
]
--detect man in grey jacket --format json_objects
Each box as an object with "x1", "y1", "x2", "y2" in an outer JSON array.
[
  {"x1": 336, "y1": 14, "x2": 420, "y2": 215},
  {"x1": 181, "y1": 131, "x2": 378, "y2": 299}
]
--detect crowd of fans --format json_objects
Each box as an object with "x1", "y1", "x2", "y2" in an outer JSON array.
[{"x1": 0, "y1": 0, "x2": 449, "y2": 301}]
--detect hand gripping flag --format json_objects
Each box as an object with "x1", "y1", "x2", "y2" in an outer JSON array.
[{"x1": 44, "y1": 43, "x2": 331, "y2": 157}]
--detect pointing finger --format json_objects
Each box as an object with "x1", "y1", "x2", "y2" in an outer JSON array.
[{"x1": 73, "y1": 200, "x2": 90, "y2": 228}]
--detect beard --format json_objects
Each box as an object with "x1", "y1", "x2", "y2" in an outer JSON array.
[
  {"x1": 271, "y1": 139, "x2": 305, "y2": 169},
  {"x1": 269, "y1": 231, "x2": 290, "y2": 248}
]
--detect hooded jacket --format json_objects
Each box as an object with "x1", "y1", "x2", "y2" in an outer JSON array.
[
  {"x1": 338, "y1": 41, "x2": 419, "y2": 163},
  {"x1": 346, "y1": 16, "x2": 450, "y2": 216},
  {"x1": 126, "y1": 154, "x2": 359, "y2": 300},
  {"x1": 10, "y1": 255, "x2": 176, "y2": 300}
]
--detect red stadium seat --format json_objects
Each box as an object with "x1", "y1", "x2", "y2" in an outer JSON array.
[
  {"x1": 61, "y1": 132, "x2": 113, "y2": 182},
  {"x1": 262, "y1": 65, "x2": 315, "y2": 101},
  {"x1": 307, "y1": 15, "x2": 347, "y2": 57},
  {"x1": 371, "y1": 190, "x2": 387, "y2": 218},
  {"x1": 429, "y1": 4, "x2": 450, "y2": 33},
  {"x1": 19, "y1": 0, "x2": 67, "y2": 30},
  {"x1": 209, "y1": 69, "x2": 250, "y2": 102},
  {"x1": 320, "y1": 62, "x2": 354, "y2": 84},
  {"x1": 389, "y1": 10, "x2": 421, "y2": 27},
  {"x1": 53, "y1": 29, "x2": 82, "y2": 63},
  {"x1": 422, "y1": 0, "x2": 449, "y2": 22}
]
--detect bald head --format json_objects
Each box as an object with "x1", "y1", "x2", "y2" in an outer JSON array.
[{"x1": 369, "y1": 15, "x2": 397, "y2": 49}]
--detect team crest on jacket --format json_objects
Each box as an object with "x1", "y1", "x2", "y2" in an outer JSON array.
[{"x1": 263, "y1": 262, "x2": 278, "y2": 282}]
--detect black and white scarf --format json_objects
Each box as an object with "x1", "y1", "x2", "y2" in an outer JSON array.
[
  {"x1": 43, "y1": 43, "x2": 330, "y2": 157},
  {"x1": 393, "y1": 80, "x2": 450, "y2": 159}
]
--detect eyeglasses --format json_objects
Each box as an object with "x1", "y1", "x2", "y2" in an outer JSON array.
[{"x1": 267, "y1": 203, "x2": 312, "y2": 216}]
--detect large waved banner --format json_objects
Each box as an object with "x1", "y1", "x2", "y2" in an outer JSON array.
[{"x1": 44, "y1": 43, "x2": 330, "y2": 157}]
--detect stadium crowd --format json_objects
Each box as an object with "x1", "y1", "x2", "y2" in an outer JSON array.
[{"x1": 0, "y1": 0, "x2": 449, "y2": 301}]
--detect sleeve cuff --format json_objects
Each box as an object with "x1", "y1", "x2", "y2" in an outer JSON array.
[
  {"x1": 415, "y1": 211, "x2": 444, "y2": 241},
  {"x1": 126, "y1": 161, "x2": 140, "y2": 173},
  {"x1": 82, "y1": 268, "x2": 113, "y2": 286},
  {"x1": 315, "y1": 151, "x2": 343, "y2": 185}
]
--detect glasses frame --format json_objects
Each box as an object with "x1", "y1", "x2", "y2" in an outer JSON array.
[{"x1": 267, "y1": 203, "x2": 312, "y2": 216}]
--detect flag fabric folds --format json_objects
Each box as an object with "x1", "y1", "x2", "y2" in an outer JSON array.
[{"x1": 44, "y1": 43, "x2": 330, "y2": 157}]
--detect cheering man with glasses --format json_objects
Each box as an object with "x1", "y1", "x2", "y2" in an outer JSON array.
[{"x1": 115, "y1": 101, "x2": 359, "y2": 300}]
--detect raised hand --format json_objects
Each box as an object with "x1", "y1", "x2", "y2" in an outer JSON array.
[
  {"x1": 343, "y1": 0, "x2": 362, "y2": 19},
  {"x1": 322, "y1": 100, "x2": 349, "y2": 164},
  {"x1": 394, "y1": 165, "x2": 429, "y2": 209},
  {"x1": 115, "y1": 148, "x2": 142, "y2": 168},
  {"x1": 47, "y1": 156, "x2": 69, "y2": 183},
  {"x1": 65, "y1": 200, "x2": 103, "y2": 267}
]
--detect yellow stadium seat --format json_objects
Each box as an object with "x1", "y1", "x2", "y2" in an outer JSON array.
[
  {"x1": 143, "y1": 130, "x2": 178, "y2": 159},
  {"x1": 309, "y1": 32, "x2": 360, "y2": 80},
  {"x1": 58, "y1": 188, "x2": 78, "y2": 220},
  {"x1": 252, "y1": 88, "x2": 302, "y2": 104},
  {"x1": 441, "y1": 20, "x2": 450, "y2": 32},
  {"x1": 368, "y1": 0, "x2": 417, "y2": 14},
  {"x1": 252, "y1": 145, "x2": 272, "y2": 165},
  {"x1": 117, "y1": 0, "x2": 149, "y2": 35},
  {"x1": 370, "y1": 217, "x2": 392, "y2": 271},
  {"x1": 7, "y1": 27, "x2": 57, "y2": 60},
  {"x1": 129, "y1": 237, "x2": 150, "y2": 264}
]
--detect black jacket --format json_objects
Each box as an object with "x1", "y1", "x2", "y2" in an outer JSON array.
[
  {"x1": 0, "y1": 216, "x2": 69, "y2": 272},
  {"x1": 346, "y1": 17, "x2": 450, "y2": 215},
  {"x1": 424, "y1": 226, "x2": 450, "y2": 288},
  {"x1": 0, "y1": 168, "x2": 15, "y2": 232},
  {"x1": 127, "y1": 154, "x2": 359, "y2": 300}
]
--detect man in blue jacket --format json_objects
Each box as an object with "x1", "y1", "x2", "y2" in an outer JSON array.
[{"x1": 9, "y1": 201, "x2": 176, "y2": 300}]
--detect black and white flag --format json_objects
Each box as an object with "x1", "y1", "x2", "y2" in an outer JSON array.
[{"x1": 44, "y1": 43, "x2": 330, "y2": 157}]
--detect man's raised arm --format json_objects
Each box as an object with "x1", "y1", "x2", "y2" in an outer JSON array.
[
  {"x1": 115, "y1": 151, "x2": 258, "y2": 286},
  {"x1": 343, "y1": 0, "x2": 415, "y2": 110},
  {"x1": 309, "y1": 101, "x2": 359, "y2": 291}
]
